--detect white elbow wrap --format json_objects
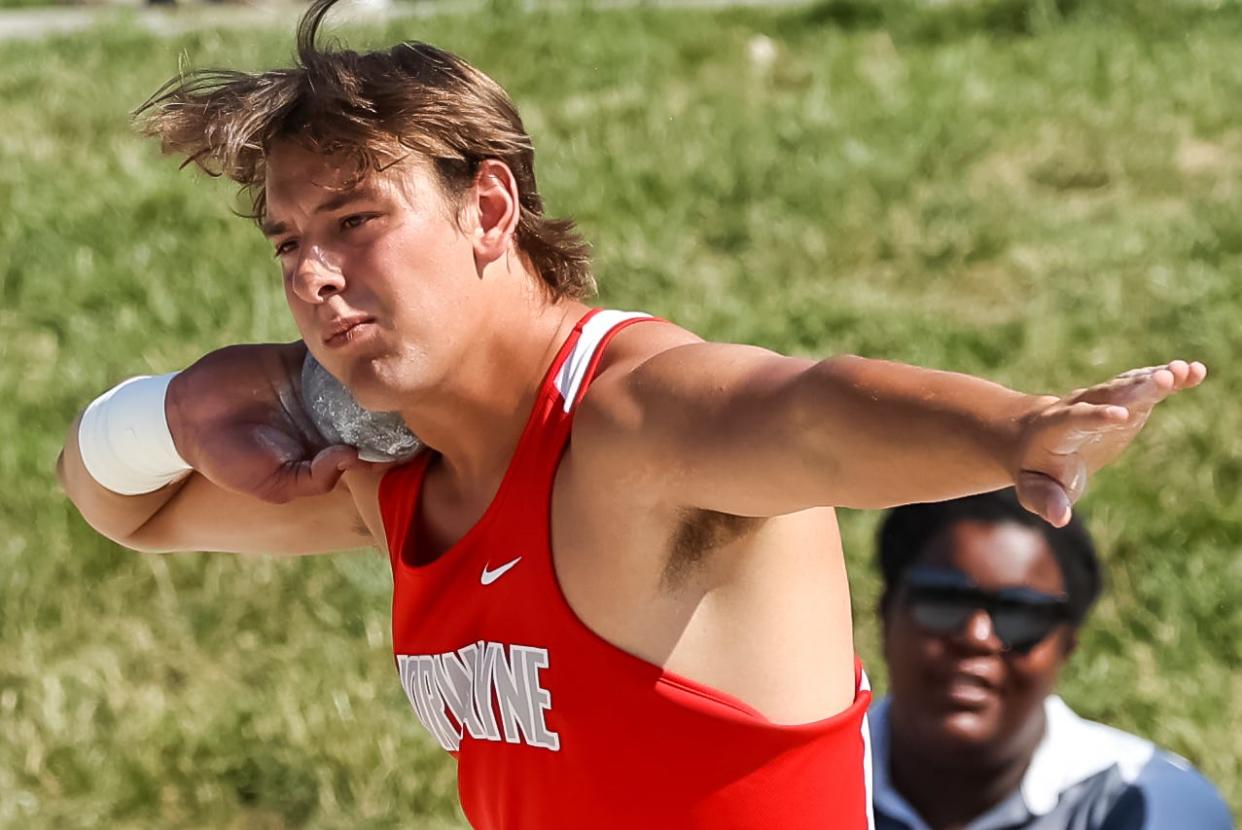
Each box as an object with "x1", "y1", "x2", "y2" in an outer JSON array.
[{"x1": 78, "y1": 373, "x2": 193, "y2": 495}]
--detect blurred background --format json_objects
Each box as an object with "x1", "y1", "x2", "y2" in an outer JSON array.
[{"x1": 1, "y1": 0, "x2": 1239, "y2": 826}]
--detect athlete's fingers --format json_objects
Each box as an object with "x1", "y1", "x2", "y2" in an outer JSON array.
[
  {"x1": 1073, "y1": 369, "x2": 1174, "y2": 411},
  {"x1": 1111, "y1": 359, "x2": 1207, "y2": 393},
  {"x1": 1184, "y1": 360, "x2": 1208, "y2": 388},
  {"x1": 1038, "y1": 402, "x2": 1130, "y2": 454},
  {"x1": 1115, "y1": 364, "x2": 1168, "y2": 380},
  {"x1": 1077, "y1": 401, "x2": 1131, "y2": 425},
  {"x1": 1164, "y1": 360, "x2": 1189, "y2": 386},
  {"x1": 1145, "y1": 359, "x2": 1205, "y2": 390}
]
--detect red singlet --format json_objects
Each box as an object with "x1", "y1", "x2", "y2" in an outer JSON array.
[{"x1": 379, "y1": 309, "x2": 874, "y2": 829}]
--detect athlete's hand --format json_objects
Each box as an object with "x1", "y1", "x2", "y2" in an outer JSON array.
[
  {"x1": 1013, "y1": 360, "x2": 1207, "y2": 527},
  {"x1": 166, "y1": 342, "x2": 373, "y2": 503}
]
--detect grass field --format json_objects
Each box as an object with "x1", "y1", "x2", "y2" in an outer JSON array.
[{"x1": 1, "y1": 0, "x2": 1239, "y2": 826}]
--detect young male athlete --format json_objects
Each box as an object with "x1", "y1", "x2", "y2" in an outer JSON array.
[{"x1": 57, "y1": 1, "x2": 1207, "y2": 826}]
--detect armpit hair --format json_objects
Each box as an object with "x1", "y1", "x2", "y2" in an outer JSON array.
[{"x1": 663, "y1": 508, "x2": 760, "y2": 588}]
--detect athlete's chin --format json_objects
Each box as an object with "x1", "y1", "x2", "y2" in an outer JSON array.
[
  {"x1": 346, "y1": 373, "x2": 401, "y2": 412},
  {"x1": 343, "y1": 361, "x2": 424, "y2": 412}
]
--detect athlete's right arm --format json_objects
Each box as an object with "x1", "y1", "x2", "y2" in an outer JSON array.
[{"x1": 57, "y1": 342, "x2": 381, "y2": 555}]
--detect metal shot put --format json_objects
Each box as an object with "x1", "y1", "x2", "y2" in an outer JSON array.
[{"x1": 302, "y1": 352, "x2": 421, "y2": 463}]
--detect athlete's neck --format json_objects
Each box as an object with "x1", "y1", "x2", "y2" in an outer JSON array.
[
  {"x1": 886, "y1": 704, "x2": 1044, "y2": 830},
  {"x1": 398, "y1": 291, "x2": 588, "y2": 491}
]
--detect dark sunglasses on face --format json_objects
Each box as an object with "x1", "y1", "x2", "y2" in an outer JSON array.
[{"x1": 900, "y1": 565, "x2": 1070, "y2": 655}]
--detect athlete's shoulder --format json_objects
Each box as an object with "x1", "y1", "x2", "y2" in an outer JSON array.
[
  {"x1": 589, "y1": 315, "x2": 702, "y2": 381},
  {"x1": 571, "y1": 315, "x2": 697, "y2": 422},
  {"x1": 560, "y1": 315, "x2": 697, "y2": 493}
]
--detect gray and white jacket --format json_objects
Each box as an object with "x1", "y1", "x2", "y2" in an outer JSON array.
[{"x1": 869, "y1": 695, "x2": 1233, "y2": 830}]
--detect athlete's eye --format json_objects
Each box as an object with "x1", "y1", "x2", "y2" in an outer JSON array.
[
  {"x1": 273, "y1": 239, "x2": 298, "y2": 257},
  {"x1": 341, "y1": 214, "x2": 375, "y2": 231}
]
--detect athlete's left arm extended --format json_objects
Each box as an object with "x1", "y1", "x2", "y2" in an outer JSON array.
[{"x1": 575, "y1": 327, "x2": 1205, "y2": 525}]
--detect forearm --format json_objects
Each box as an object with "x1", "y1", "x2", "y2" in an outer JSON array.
[
  {"x1": 796, "y1": 355, "x2": 1053, "y2": 508},
  {"x1": 58, "y1": 346, "x2": 381, "y2": 556},
  {"x1": 57, "y1": 414, "x2": 190, "y2": 548}
]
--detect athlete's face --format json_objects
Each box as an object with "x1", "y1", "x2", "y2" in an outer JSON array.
[
  {"x1": 262, "y1": 141, "x2": 486, "y2": 411},
  {"x1": 882, "y1": 521, "x2": 1075, "y2": 766}
]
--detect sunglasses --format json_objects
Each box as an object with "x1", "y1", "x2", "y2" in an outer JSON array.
[{"x1": 899, "y1": 565, "x2": 1070, "y2": 654}]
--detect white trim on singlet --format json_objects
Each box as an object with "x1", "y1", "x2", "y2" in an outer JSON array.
[
  {"x1": 554, "y1": 310, "x2": 652, "y2": 413},
  {"x1": 860, "y1": 669, "x2": 877, "y2": 830}
]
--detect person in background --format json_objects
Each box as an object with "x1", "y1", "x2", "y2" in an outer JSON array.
[{"x1": 870, "y1": 489, "x2": 1232, "y2": 830}]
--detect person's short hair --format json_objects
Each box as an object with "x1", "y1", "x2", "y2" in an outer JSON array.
[
  {"x1": 876, "y1": 489, "x2": 1102, "y2": 626},
  {"x1": 135, "y1": 0, "x2": 594, "y2": 301}
]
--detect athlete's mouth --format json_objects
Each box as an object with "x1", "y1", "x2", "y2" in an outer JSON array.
[{"x1": 323, "y1": 315, "x2": 375, "y2": 346}]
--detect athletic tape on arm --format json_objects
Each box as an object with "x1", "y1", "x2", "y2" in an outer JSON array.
[{"x1": 77, "y1": 373, "x2": 193, "y2": 495}]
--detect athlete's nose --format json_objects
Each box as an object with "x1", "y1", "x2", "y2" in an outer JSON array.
[{"x1": 290, "y1": 245, "x2": 345, "y2": 304}]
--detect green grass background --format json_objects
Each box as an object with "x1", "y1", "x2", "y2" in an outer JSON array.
[{"x1": 1, "y1": 0, "x2": 1239, "y2": 826}]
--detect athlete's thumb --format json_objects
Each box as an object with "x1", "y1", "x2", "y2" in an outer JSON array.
[
  {"x1": 1015, "y1": 469, "x2": 1074, "y2": 528},
  {"x1": 265, "y1": 445, "x2": 359, "y2": 503}
]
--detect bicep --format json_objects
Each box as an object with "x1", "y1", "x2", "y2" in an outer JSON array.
[
  {"x1": 127, "y1": 472, "x2": 378, "y2": 555},
  {"x1": 578, "y1": 338, "x2": 824, "y2": 518}
]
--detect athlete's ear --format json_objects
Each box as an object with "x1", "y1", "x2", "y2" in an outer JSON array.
[{"x1": 471, "y1": 160, "x2": 521, "y2": 270}]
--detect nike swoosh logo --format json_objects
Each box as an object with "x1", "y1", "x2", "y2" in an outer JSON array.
[{"x1": 480, "y1": 556, "x2": 522, "y2": 586}]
